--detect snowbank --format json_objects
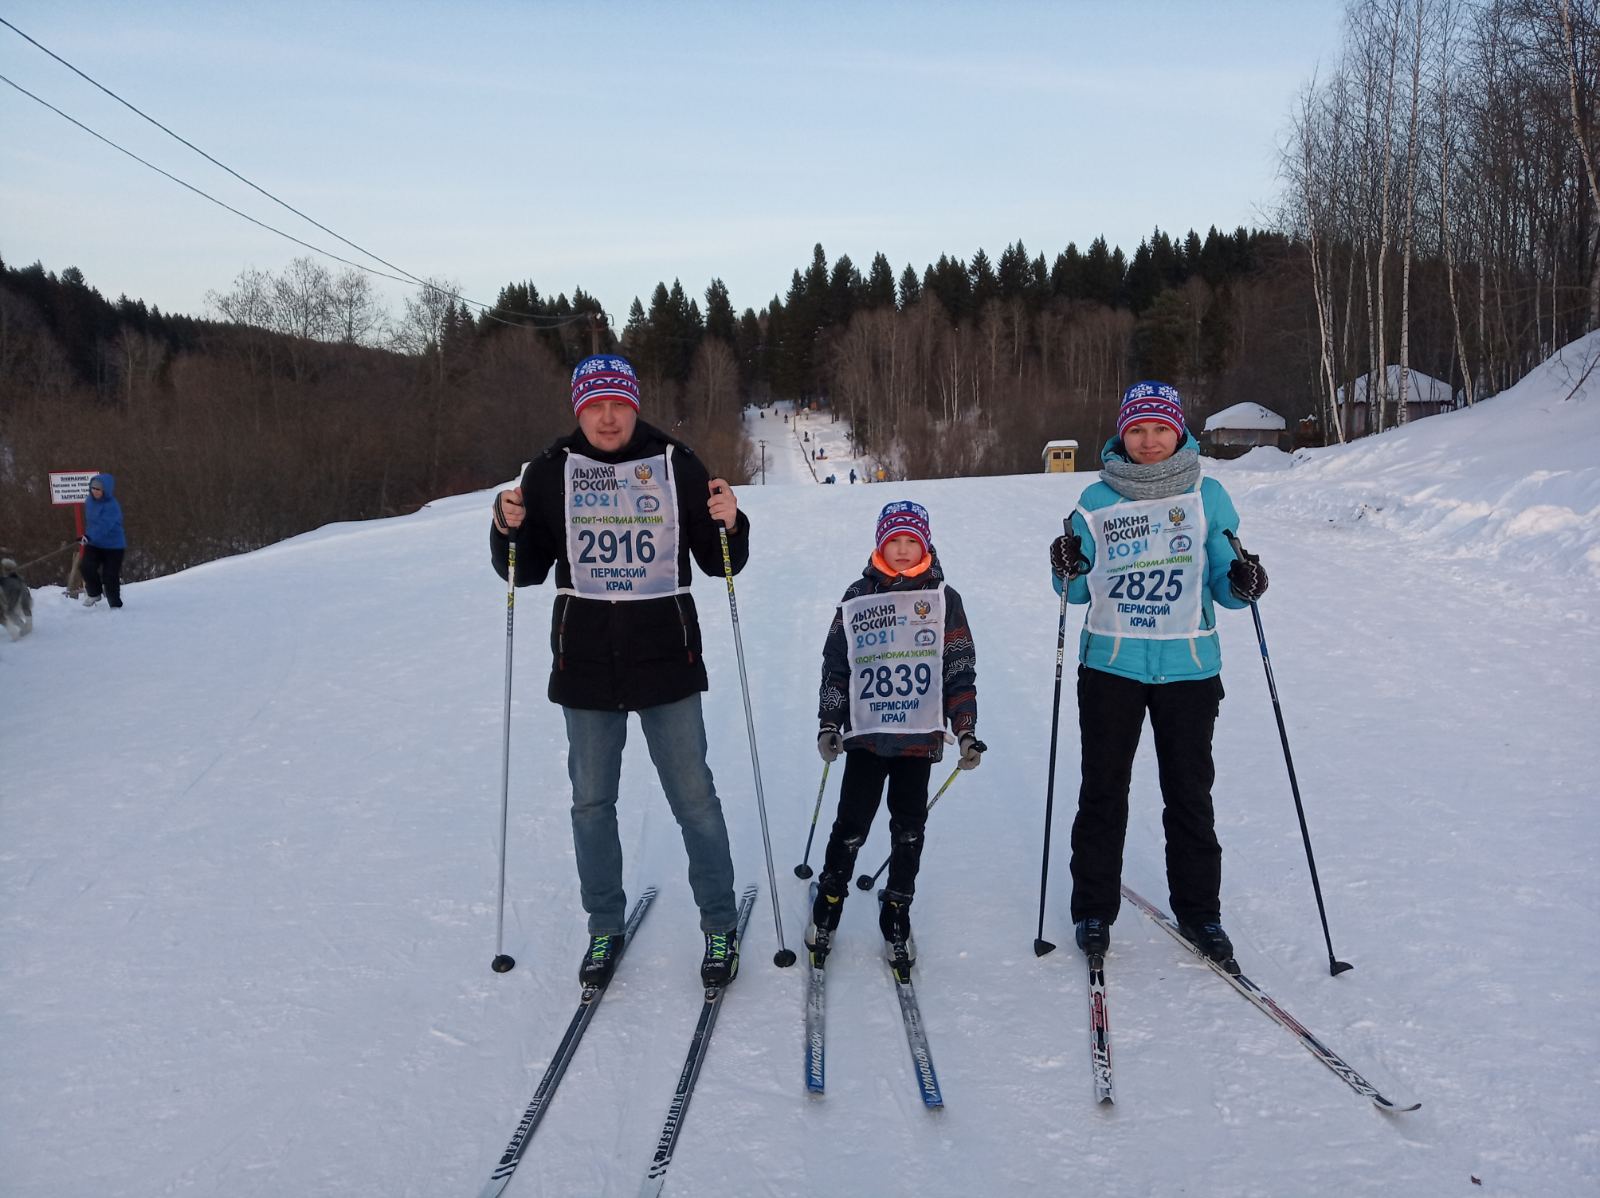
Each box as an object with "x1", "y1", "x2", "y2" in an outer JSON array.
[{"x1": 1216, "y1": 332, "x2": 1600, "y2": 582}]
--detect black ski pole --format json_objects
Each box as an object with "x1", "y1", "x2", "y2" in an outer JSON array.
[
  {"x1": 1223, "y1": 530, "x2": 1352, "y2": 978},
  {"x1": 793, "y1": 760, "x2": 831, "y2": 879},
  {"x1": 717, "y1": 510, "x2": 796, "y2": 968},
  {"x1": 492, "y1": 540, "x2": 518, "y2": 974},
  {"x1": 854, "y1": 762, "x2": 968, "y2": 891},
  {"x1": 1035, "y1": 520, "x2": 1073, "y2": 957}
]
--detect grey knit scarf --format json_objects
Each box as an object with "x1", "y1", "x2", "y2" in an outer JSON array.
[{"x1": 1099, "y1": 446, "x2": 1202, "y2": 500}]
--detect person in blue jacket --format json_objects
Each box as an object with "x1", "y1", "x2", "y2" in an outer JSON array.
[
  {"x1": 1049, "y1": 382, "x2": 1267, "y2": 967},
  {"x1": 81, "y1": 472, "x2": 127, "y2": 609}
]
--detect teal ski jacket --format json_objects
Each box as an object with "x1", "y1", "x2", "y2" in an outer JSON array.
[{"x1": 1052, "y1": 436, "x2": 1248, "y2": 684}]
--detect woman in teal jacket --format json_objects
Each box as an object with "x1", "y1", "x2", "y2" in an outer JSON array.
[{"x1": 1049, "y1": 382, "x2": 1267, "y2": 968}]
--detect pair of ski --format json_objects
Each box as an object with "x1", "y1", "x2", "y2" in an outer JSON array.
[
  {"x1": 804, "y1": 884, "x2": 943, "y2": 1108},
  {"x1": 478, "y1": 883, "x2": 757, "y2": 1198},
  {"x1": 1082, "y1": 884, "x2": 1420, "y2": 1113}
]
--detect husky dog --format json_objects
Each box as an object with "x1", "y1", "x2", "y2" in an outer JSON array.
[{"x1": 1, "y1": 558, "x2": 33, "y2": 640}]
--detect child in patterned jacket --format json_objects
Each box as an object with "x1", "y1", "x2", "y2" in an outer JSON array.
[{"x1": 808, "y1": 500, "x2": 981, "y2": 964}]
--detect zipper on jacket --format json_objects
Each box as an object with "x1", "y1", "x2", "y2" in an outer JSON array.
[
  {"x1": 674, "y1": 594, "x2": 695, "y2": 663},
  {"x1": 556, "y1": 594, "x2": 570, "y2": 671}
]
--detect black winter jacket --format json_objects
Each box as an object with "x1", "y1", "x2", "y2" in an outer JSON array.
[
  {"x1": 490, "y1": 422, "x2": 751, "y2": 711},
  {"x1": 818, "y1": 549, "x2": 977, "y2": 760}
]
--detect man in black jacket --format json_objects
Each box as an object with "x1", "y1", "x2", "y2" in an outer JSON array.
[{"x1": 491, "y1": 354, "x2": 749, "y2": 988}]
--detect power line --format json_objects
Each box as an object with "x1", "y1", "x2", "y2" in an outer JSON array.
[
  {"x1": 0, "y1": 13, "x2": 441, "y2": 293},
  {"x1": 0, "y1": 71, "x2": 422, "y2": 286},
  {"x1": 0, "y1": 18, "x2": 598, "y2": 332}
]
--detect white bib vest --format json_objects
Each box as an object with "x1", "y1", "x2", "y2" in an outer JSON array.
[
  {"x1": 840, "y1": 585, "x2": 946, "y2": 736},
  {"x1": 562, "y1": 449, "x2": 683, "y2": 600},
  {"x1": 1079, "y1": 493, "x2": 1212, "y2": 641}
]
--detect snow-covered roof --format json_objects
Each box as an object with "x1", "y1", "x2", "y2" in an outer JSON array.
[
  {"x1": 1202, "y1": 402, "x2": 1285, "y2": 432},
  {"x1": 1042, "y1": 440, "x2": 1079, "y2": 449},
  {"x1": 1336, "y1": 365, "x2": 1456, "y2": 405}
]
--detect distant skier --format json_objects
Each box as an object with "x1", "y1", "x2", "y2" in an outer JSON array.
[
  {"x1": 809, "y1": 500, "x2": 982, "y2": 963},
  {"x1": 849, "y1": 468, "x2": 857, "y2": 484},
  {"x1": 1049, "y1": 381, "x2": 1267, "y2": 966},
  {"x1": 490, "y1": 354, "x2": 750, "y2": 988}
]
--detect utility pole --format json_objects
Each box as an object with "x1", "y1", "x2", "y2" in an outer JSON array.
[
  {"x1": 587, "y1": 312, "x2": 609, "y2": 355},
  {"x1": 758, "y1": 440, "x2": 767, "y2": 484}
]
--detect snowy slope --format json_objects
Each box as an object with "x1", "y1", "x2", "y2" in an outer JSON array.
[
  {"x1": 743, "y1": 401, "x2": 885, "y2": 487},
  {"x1": 1256, "y1": 333, "x2": 1600, "y2": 582},
  {"x1": 2, "y1": 347, "x2": 1598, "y2": 1197}
]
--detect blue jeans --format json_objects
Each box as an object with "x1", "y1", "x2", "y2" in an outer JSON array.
[{"x1": 563, "y1": 694, "x2": 738, "y2": 935}]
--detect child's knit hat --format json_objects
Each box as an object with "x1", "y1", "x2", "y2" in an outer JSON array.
[
  {"x1": 1117, "y1": 380, "x2": 1184, "y2": 438},
  {"x1": 571, "y1": 354, "x2": 641, "y2": 415},
  {"x1": 875, "y1": 500, "x2": 931, "y2": 554}
]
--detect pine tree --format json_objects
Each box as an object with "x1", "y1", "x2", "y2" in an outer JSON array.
[
  {"x1": 827, "y1": 253, "x2": 860, "y2": 328},
  {"x1": 704, "y1": 278, "x2": 737, "y2": 344},
  {"x1": 736, "y1": 307, "x2": 763, "y2": 389},
  {"x1": 775, "y1": 268, "x2": 813, "y2": 399},
  {"x1": 996, "y1": 240, "x2": 1033, "y2": 300},
  {"x1": 898, "y1": 263, "x2": 922, "y2": 309},
  {"x1": 926, "y1": 255, "x2": 972, "y2": 321},
  {"x1": 1124, "y1": 240, "x2": 1161, "y2": 314},
  {"x1": 622, "y1": 296, "x2": 652, "y2": 377},
  {"x1": 1052, "y1": 243, "x2": 1084, "y2": 300},
  {"x1": 1132, "y1": 288, "x2": 1192, "y2": 382},
  {"x1": 1150, "y1": 228, "x2": 1182, "y2": 287},
  {"x1": 969, "y1": 247, "x2": 999, "y2": 310},
  {"x1": 1082, "y1": 237, "x2": 1121, "y2": 307},
  {"x1": 867, "y1": 253, "x2": 898, "y2": 309},
  {"x1": 1199, "y1": 284, "x2": 1233, "y2": 376},
  {"x1": 1030, "y1": 253, "x2": 1049, "y2": 300}
]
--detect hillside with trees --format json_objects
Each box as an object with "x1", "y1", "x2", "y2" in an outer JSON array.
[{"x1": 1, "y1": 0, "x2": 1592, "y2": 585}]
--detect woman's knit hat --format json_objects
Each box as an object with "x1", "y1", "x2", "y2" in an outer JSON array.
[{"x1": 1117, "y1": 380, "x2": 1184, "y2": 438}]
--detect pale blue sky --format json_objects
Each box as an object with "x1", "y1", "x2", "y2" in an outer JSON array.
[{"x1": 1, "y1": 1, "x2": 1346, "y2": 326}]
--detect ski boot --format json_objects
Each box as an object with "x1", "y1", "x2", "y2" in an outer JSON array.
[
  {"x1": 879, "y1": 890, "x2": 915, "y2": 980},
  {"x1": 806, "y1": 884, "x2": 844, "y2": 965},
  {"x1": 1074, "y1": 917, "x2": 1110, "y2": 957},
  {"x1": 701, "y1": 926, "x2": 741, "y2": 988},
  {"x1": 579, "y1": 932, "x2": 623, "y2": 987},
  {"x1": 1179, "y1": 921, "x2": 1240, "y2": 975}
]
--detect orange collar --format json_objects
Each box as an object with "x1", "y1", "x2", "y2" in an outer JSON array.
[{"x1": 871, "y1": 549, "x2": 932, "y2": 578}]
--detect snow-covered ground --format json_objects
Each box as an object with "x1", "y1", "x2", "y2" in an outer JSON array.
[{"x1": 3, "y1": 339, "x2": 1598, "y2": 1197}]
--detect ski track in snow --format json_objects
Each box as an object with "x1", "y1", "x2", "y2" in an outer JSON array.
[{"x1": 3, "y1": 355, "x2": 1599, "y2": 1196}]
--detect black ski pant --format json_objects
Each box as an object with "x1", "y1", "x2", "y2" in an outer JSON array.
[
  {"x1": 1069, "y1": 666, "x2": 1225, "y2": 930},
  {"x1": 818, "y1": 750, "x2": 933, "y2": 903},
  {"x1": 82, "y1": 546, "x2": 125, "y2": 607}
]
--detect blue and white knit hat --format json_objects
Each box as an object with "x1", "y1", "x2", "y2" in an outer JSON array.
[
  {"x1": 1117, "y1": 380, "x2": 1184, "y2": 438},
  {"x1": 571, "y1": 354, "x2": 641, "y2": 415},
  {"x1": 875, "y1": 500, "x2": 931, "y2": 554}
]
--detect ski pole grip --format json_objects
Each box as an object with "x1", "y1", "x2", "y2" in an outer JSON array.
[{"x1": 1222, "y1": 528, "x2": 1256, "y2": 564}]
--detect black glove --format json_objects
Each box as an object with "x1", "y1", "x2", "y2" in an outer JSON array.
[
  {"x1": 492, "y1": 491, "x2": 521, "y2": 535},
  {"x1": 1228, "y1": 555, "x2": 1268, "y2": 602},
  {"x1": 957, "y1": 732, "x2": 986, "y2": 771},
  {"x1": 817, "y1": 724, "x2": 843, "y2": 763},
  {"x1": 1049, "y1": 533, "x2": 1088, "y2": 580}
]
